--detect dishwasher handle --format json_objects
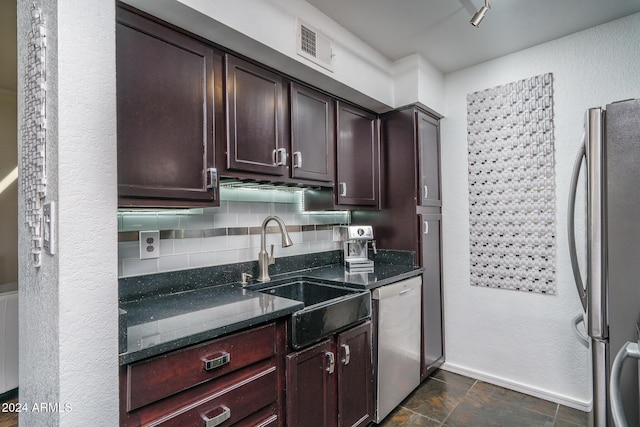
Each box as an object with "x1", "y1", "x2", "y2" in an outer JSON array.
[{"x1": 372, "y1": 276, "x2": 422, "y2": 300}]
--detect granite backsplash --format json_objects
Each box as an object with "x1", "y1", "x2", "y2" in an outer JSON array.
[{"x1": 119, "y1": 249, "x2": 416, "y2": 302}]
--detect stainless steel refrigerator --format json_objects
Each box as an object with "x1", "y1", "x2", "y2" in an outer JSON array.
[{"x1": 568, "y1": 98, "x2": 640, "y2": 426}]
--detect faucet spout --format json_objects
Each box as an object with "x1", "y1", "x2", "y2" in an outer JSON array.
[{"x1": 257, "y1": 215, "x2": 293, "y2": 282}]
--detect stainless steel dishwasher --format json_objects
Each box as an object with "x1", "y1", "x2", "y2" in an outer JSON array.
[{"x1": 373, "y1": 276, "x2": 422, "y2": 423}]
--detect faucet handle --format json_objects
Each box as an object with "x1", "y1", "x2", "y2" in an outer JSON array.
[{"x1": 268, "y1": 244, "x2": 276, "y2": 265}]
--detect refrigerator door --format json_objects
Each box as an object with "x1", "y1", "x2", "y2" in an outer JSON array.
[
  {"x1": 609, "y1": 337, "x2": 640, "y2": 427},
  {"x1": 605, "y1": 98, "x2": 640, "y2": 427}
]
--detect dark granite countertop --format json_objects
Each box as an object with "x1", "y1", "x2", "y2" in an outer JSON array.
[
  {"x1": 119, "y1": 283, "x2": 303, "y2": 365},
  {"x1": 118, "y1": 250, "x2": 422, "y2": 365},
  {"x1": 293, "y1": 263, "x2": 423, "y2": 290}
]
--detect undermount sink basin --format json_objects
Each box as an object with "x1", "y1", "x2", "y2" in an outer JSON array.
[{"x1": 258, "y1": 280, "x2": 371, "y2": 350}]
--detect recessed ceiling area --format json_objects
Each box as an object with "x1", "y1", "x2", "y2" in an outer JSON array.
[{"x1": 304, "y1": 0, "x2": 640, "y2": 73}]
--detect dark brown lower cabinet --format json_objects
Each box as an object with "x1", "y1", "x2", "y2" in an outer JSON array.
[
  {"x1": 119, "y1": 321, "x2": 286, "y2": 427},
  {"x1": 286, "y1": 321, "x2": 373, "y2": 427},
  {"x1": 418, "y1": 212, "x2": 445, "y2": 379}
]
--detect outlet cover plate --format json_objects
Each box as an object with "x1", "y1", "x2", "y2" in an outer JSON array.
[{"x1": 139, "y1": 230, "x2": 160, "y2": 259}]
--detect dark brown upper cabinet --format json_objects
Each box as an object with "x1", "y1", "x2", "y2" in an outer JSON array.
[
  {"x1": 417, "y1": 111, "x2": 441, "y2": 206},
  {"x1": 116, "y1": 6, "x2": 218, "y2": 207},
  {"x1": 336, "y1": 102, "x2": 380, "y2": 208},
  {"x1": 290, "y1": 82, "x2": 335, "y2": 183},
  {"x1": 224, "y1": 54, "x2": 287, "y2": 177}
]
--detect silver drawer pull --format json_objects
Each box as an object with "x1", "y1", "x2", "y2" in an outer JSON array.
[
  {"x1": 423, "y1": 221, "x2": 429, "y2": 235},
  {"x1": 203, "y1": 352, "x2": 230, "y2": 371},
  {"x1": 341, "y1": 344, "x2": 351, "y2": 365},
  {"x1": 424, "y1": 184, "x2": 428, "y2": 199},
  {"x1": 203, "y1": 406, "x2": 231, "y2": 427}
]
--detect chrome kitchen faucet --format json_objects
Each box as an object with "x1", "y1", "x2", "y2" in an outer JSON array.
[{"x1": 257, "y1": 215, "x2": 293, "y2": 282}]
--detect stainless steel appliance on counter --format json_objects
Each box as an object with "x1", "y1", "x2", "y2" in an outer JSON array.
[
  {"x1": 568, "y1": 98, "x2": 640, "y2": 426},
  {"x1": 333, "y1": 225, "x2": 377, "y2": 272},
  {"x1": 372, "y1": 276, "x2": 422, "y2": 423}
]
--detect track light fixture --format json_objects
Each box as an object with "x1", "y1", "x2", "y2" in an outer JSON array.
[{"x1": 470, "y1": 0, "x2": 491, "y2": 27}]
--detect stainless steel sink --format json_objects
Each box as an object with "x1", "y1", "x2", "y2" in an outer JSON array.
[{"x1": 257, "y1": 280, "x2": 371, "y2": 349}]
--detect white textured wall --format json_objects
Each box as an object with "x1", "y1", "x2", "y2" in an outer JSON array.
[
  {"x1": 18, "y1": 0, "x2": 119, "y2": 425},
  {"x1": 393, "y1": 54, "x2": 445, "y2": 114},
  {"x1": 441, "y1": 13, "x2": 640, "y2": 408},
  {"x1": 121, "y1": 0, "x2": 444, "y2": 113}
]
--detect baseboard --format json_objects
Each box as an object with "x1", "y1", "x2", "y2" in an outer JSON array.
[{"x1": 441, "y1": 362, "x2": 591, "y2": 412}]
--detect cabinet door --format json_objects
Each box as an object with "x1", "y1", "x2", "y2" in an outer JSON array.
[
  {"x1": 337, "y1": 321, "x2": 373, "y2": 427},
  {"x1": 417, "y1": 111, "x2": 441, "y2": 206},
  {"x1": 290, "y1": 82, "x2": 335, "y2": 183},
  {"x1": 419, "y1": 213, "x2": 444, "y2": 378},
  {"x1": 225, "y1": 55, "x2": 286, "y2": 176},
  {"x1": 116, "y1": 7, "x2": 217, "y2": 204},
  {"x1": 286, "y1": 340, "x2": 337, "y2": 427},
  {"x1": 336, "y1": 102, "x2": 380, "y2": 207}
]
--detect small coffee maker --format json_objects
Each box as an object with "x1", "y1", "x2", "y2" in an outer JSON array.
[{"x1": 333, "y1": 225, "x2": 377, "y2": 272}]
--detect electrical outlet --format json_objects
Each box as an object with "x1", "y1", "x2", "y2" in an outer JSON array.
[{"x1": 139, "y1": 230, "x2": 160, "y2": 259}]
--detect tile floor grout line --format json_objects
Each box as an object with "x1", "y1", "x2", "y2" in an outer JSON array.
[
  {"x1": 439, "y1": 378, "x2": 479, "y2": 426},
  {"x1": 397, "y1": 404, "x2": 443, "y2": 425},
  {"x1": 552, "y1": 403, "x2": 560, "y2": 425}
]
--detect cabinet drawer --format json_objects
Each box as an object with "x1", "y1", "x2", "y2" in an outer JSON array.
[
  {"x1": 126, "y1": 323, "x2": 276, "y2": 411},
  {"x1": 233, "y1": 404, "x2": 278, "y2": 427},
  {"x1": 148, "y1": 364, "x2": 278, "y2": 427}
]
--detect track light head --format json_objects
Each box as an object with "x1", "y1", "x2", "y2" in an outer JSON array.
[{"x1": 470, "y1": 0, "x2": 491, "y2": 27}]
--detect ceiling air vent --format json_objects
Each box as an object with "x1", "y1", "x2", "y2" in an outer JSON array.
[{"x1": 297, "y1": 19, "x2": 334, "y2": 72}]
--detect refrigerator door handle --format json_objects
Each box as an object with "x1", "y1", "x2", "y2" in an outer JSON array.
[
  {"x1": 570, "y1": 312, "x2": 589, "y2": 348},
  {"x1": 610, "y1": 341, "x2": 640, "y2": 427},
  {"x1": 568, "y1": 135, "x2": 587, "y2": 311}
]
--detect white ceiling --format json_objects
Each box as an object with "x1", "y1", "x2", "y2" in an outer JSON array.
[{"x1": 305, "y1": 0, "x2": 640, "y2": 73}]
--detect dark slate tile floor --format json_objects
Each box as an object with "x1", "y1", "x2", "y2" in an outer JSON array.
[
  {"x1": 0, "y1": 391, "x2": 18, "y2": 427},
  {"x1": 378, "y1": 370, "x2": 589, "y2": 427},
  {"x1": 0, "y1": 371, "x2": 589, "y2": 427}
]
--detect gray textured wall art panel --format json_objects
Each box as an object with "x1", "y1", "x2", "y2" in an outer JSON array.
[{"x1": 467, "y1": 73, "x2": 556, "y2": 294}]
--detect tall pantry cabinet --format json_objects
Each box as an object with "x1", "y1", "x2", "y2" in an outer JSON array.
[{"x1": 355, "y1": 105, "x2": 444, "y2": 380}]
